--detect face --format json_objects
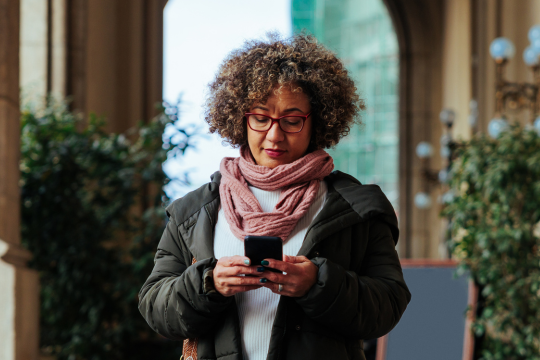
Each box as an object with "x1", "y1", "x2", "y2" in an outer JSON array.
[{"x1": 246, "y1": 85, "x2": 312, "y2": 168}]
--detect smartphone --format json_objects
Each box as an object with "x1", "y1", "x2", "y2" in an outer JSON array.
[{"x1": 244, "y1": 235, "x2": 283, "y2": 273}]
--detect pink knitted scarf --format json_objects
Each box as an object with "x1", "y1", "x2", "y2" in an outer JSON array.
[{"x1": 219, "y1": 146, "x2": 334, "y2": 241}]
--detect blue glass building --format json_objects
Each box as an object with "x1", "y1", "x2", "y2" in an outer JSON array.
[{"x1": 292, "y1": 0, "x2": 399, "y2": 210}]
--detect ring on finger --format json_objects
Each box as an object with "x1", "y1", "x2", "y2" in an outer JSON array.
[{"x1": 278, "y1": 284, "x2": 283, "y2": 293}]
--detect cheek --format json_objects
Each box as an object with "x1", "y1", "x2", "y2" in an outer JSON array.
[
  {"x1": 247, "y1": 128, "x2": 263, "y2": 149},
  {"x1": 301, "y1": 123, "x2": 313, "y2": 148},
  {"x1": 290, "y1": 128, "x2": 312, "y2": 158}
]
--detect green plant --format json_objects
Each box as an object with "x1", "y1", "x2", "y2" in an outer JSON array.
[
  {"x1": 20, "y1": 98, "x2": 194, "y2": 360},
  {"x1": 442, "y1": 122, "x2": 540, "y2": 360}
]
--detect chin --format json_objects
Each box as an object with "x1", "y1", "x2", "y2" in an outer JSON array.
[
  {"x1": 262, "y1": 161, "x2": 282, "y2": 169},
  {"x1": 260, "y1": 157, "x2": 288, "y2": 168}
]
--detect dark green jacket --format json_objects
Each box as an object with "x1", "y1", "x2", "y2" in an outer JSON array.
[{"x1": 138, "y1": 171, "x2": 411, "y2": 360}]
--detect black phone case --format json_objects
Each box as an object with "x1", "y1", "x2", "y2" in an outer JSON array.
[{"x1": 244, "y1": 235, "x2": 283, "y2": 273}]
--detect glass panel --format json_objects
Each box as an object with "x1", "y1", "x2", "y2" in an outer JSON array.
[{"x1": 292, "y1": 0, "x2": 399, "y2": 211}]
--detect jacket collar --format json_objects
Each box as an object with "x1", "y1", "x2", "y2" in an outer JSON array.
[
  {"x1": 324, "y1": 171, "x2": 399, "y2": 243},
  {"x1": 173, "y1": 172, "x2": 221, "y2": 262},
  {"x1": 297, "y1": 180, "x2": 358, "y2": 256},
  {"x1": 182, "y1": 170, "x2": 398, "y2": 260}
]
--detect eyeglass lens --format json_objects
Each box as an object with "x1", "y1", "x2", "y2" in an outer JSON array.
[{"x1": 248, "y1": 114, "x2": 304, "y2": 133}]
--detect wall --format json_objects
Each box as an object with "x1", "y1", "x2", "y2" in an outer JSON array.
[
  {"x1": 442, "y1": 0, "x2": 472, "y2": 141},
  {"x1": 471, "y1": 0, "x2": 540, "y2": 132},
  {"x1": 20, "y1": 0, "x2": 48, "y2": 99}
]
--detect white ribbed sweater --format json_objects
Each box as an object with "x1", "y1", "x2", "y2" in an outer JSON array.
[{"x1": 213, "y1": 181, "x2": 327, "y2": 360}]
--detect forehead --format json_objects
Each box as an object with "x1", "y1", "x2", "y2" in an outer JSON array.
[{"x1": 255, "y1": 83, "x2": 309, "y2": 106}]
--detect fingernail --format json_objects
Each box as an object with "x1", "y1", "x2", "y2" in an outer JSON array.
[
  {"x1": 261, "y1": 260, "x2": 269, "y2": 266},
  {"x1": 244, "y1": 259, "x2": 250, "y2": 265},
  {"x1": 256, "y1": 267, "x2": 265, "y2": 272},
  {"x1": 259, "y1": 278, "x2": 267, "y2": 283}
]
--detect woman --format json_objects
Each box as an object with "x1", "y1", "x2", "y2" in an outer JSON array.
[{"x1": 139, "y1": 34, "x2": 410, "y2": 360}]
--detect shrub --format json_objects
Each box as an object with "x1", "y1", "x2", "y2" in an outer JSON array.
[
  {"x1": 442, "y1": 122, "x2": 540, "y2": 360},
  {"x1": 20, "y1": 98, "x2": 194, "y2": 360}
]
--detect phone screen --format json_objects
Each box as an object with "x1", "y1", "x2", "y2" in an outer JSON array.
[{"x1": 244, "y1": 235, "x2": 283, "y2": 273}]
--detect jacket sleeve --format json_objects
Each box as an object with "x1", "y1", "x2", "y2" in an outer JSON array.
[
  {"x1": 295, "y1": 220, "x2": 411, "y2": 340},
  {"x1": 138, "y1": 215, "x2": 232, "y2": 340}
]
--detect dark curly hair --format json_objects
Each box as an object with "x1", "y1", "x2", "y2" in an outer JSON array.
[{"x1": 204, "y1": 33, "x2": 365, "y2": 150}]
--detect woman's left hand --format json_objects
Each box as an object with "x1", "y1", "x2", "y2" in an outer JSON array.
[{"x1": 259, "y1": 255, "x2": 318, "y2": 297}]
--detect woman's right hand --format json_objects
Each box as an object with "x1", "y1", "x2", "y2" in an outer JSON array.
[{"x1": 213, "y1": 256, "x2": 265, "y2": 297}]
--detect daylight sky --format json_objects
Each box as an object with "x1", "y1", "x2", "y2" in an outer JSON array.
[{"x1": 163, "y1": 0, "x2": 292, "y2": 199}]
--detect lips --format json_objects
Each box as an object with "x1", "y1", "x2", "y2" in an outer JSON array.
[{"x1": 264, "y1": 149, "x2": 286, "y2": 157}]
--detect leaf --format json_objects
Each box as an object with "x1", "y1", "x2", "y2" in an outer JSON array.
[
  {"x1": 445, "y1": 122, "x2": 540, "y2": 358},
  {"x1": 20, "y1": 96, "x2": 190, "y2": 359}
]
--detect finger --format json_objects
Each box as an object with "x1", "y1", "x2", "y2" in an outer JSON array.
[
  {"x1": 230, "y1": 285, "x2": 262, "y2": 295},
  {"x1": 283, "y1": 255, "x2": 310, "y2": 264},
  {"x1": 218, "y1": 255, "x2": 253, "y2": 267},
  {"x1": 222, "y1": 276, "x2": 267, "y2": 287},
  {"x1": 219, "y1": 285, "x2": 262, "y2": 297},
  {"x1": 218, "y1": 265, "x2": 266, "y2": 277},
  {"x1": 262, "y1": 282, "x2": 290, "y2": 296},
  {"x1": 215, "y1": 276, "x2": 263, "y2": 293},
  {"x1": 262, "y1": 258, "x2": 293, "y2": 273},
  {"x1": 259, "y1": 271, "x2": 288, "y2": 284}
]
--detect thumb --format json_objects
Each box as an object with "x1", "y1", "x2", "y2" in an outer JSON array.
[{"x1": 284, "y1": 255, "x2": 310, "y2": 264}]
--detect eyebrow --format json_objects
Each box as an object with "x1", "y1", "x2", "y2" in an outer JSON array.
[{"x1": 252, "y1": 106, "x2": 306, "y2": 113}]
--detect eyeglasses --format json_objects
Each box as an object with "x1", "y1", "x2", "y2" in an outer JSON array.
[{"x1": 245, "y1": 112, "x2": 311, "y2": 133}]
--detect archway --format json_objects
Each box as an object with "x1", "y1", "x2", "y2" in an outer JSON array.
[
  {"x1": 383, "y1": 0, "x2": 444, "y2": 258},
  {"x1": 292, "y1": 0, "x2": 446, "y2": 258}
]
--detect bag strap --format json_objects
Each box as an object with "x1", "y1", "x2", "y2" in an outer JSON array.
[{"x1": 181, "y1": 257, "x2": 199, "y2": 360}]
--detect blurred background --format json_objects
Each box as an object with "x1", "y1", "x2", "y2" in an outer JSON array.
[{"x1": 1, "y1": 0, "x2": 540, "y2": 359}]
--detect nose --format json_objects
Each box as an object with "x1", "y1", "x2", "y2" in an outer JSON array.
[{"x1": 266, "y1": 121, "x2": 285, "y2": 143}]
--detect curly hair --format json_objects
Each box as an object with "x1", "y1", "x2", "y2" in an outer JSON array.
[{"x1": 204, "y1": 33, "x2": 365, "y2": 150}]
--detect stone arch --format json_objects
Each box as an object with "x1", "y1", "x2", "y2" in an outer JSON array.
[{"x1": 382, "y1": 0, "x2": 445, "y2": 258}]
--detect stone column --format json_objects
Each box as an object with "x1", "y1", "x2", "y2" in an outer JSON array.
[
  {"x1": 383, "y1": 0, "x2": 445, "y2": 258},
  {"x1": 0, "y1": 0, "x2": 40, "y2": 359},
  {"x1": 69, "y1": 0, "x2": 168, "y2": 133}
]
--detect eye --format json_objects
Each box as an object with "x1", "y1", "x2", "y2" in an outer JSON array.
[
  {"x1": 254, "y1": 116, "x2": 270, "y2": 122},
  {"x1": 282, "y1": 117, "x2": 301, "y2": 125}
]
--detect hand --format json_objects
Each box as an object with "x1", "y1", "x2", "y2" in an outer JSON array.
[
  {"x1": 259, "y1": 255, "x2": 318, "y2": 297},
  {"x1": 213, "y1": 256, "x2": 265, "y2": 297}
]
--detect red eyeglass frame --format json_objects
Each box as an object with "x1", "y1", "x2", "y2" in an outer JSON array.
[{"x1": 244, "y1": 112, "x2": 311, "y2": 133}]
